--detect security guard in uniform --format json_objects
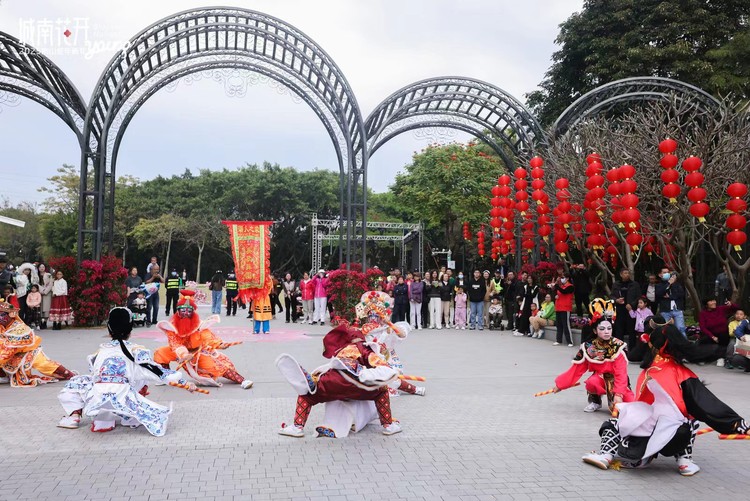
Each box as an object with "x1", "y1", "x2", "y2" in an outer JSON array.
[
  {"x1": 225, "y1": 271, "x2": 239, "y2": 316},
  {"x1": 164, "y1": 269, "x2": 182, "y2": 316}
]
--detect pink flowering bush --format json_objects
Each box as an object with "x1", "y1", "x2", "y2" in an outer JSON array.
[{"x1": 327, "y1": 264, "x2": 381, "y2": 324}]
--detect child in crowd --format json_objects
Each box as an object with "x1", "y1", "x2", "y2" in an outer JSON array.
[
  {"x1": 2, "y1": 285, "x2": 20, "y2": 309},
  {"x1": 454, "y1": 286, "x2": 467, "y2": 330},
  {"x1": 132, "y1": 291, "x2": 147, "y2": 327},
  {"x1": 726, "y1": 309, "x2": 745, "y2": 369},
  {"x1": 25, "y1": 284, "x2": 42, "y2": 329},
  {"x1": 488, "y1": 296, "x2": 503, "y2": 330},
  {"x1": 49, "y1": 270, "x2": 74, "y2": 330},
  {"x1": 730, "y1": 311, "x2": 750, "y2": 371}
]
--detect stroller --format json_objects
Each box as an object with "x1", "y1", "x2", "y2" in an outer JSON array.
[{"x1": 131, "y1": 294, "x2": 147, "y2": 327}]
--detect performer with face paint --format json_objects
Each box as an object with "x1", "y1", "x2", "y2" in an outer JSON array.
[
  {"x1": 581, "y1": 315, "x2": 749, "y2": 476},
  {"x1": 552, "y1": 298, "x2": 634, "y2": 412},
  {"x1": 153, "y1": 290, "x2": 253, "y2": 388}
]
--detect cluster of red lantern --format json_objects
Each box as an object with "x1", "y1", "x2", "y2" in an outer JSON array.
[
  {"x1": 659, "y1": 138, "x2": 681, "y2": 203},
  {"x1": 726, "y1": 183, "x2": 748, "y2": 251},
  {"x1": 514, "y1": 167, "x2": 530, "y2": 257},
  {"x1": 496, "y1": 174, "x2": 515, "y2": 254},
  {"x1": 477, "y1": 224, "x2": 486, "y2": 257},
  {"x1": 553, "y1": 178, "x2": 571, "y2": 256},
  {"x1": 618, "y1": 164, "x2": 642, "y2": 250},
  {"x1": 530, "y1": 156, "x2": 551, "y2": 252},
  {"x1": 584, "y1": 153, "x2": 607, "y2": 250},
  {"x1": 462, "y1": 221, "x2": 471, "y2": 241},
  {"x1": 683, "y1": 156, "x2": 709, "y2": 222}
]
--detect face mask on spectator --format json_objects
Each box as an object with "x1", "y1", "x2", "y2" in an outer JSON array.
[{"x1": 662, "y1": 273, "x2": 670, "y2": 281}]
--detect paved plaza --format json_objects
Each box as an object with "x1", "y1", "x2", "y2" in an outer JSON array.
[{"x1": 2, "y1": 306, "x2": 750, "y2": 501}]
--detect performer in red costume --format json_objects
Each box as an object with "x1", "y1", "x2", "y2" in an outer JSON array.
[
  {"x1": 153, "y1": 290, "x2": 253, "y2": 388},
  {"x1": 553, "y1": 299, "x2": 634, "y2": 412},
  {"x1": 582, "y1": 316, "x2": 749, "y2": 476},
  {"x1": 276, "y1": 321, "x2": 402, "y2": 438}
]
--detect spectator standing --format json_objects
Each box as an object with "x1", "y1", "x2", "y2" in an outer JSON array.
[
  {"x1": 610, "y1": 268, "x2": 641, "y2": 346},
  {"x1": 642, "y1": 274, "x2": 659, "y2": 312},
  {"x1": 408, "y1": 271, "x2": 424, "y2": 329},
  {"x1": 144, "y1": 256, "x2": 159, "y2": 279},
  {"x1": 467, "y1": 270, "x2": 486, "y2": 331},
  {"x1": 502, "y1": 271, "x2": 518, "y2": 331},
  {"x1": 37, "y1": 263, "x2": 53, "y2": 330},
  {"x1": 697, "y1": 298, "x2": 738, "y2": 367},
  {"x1": 530, "y1": 293, "x2": 555, "y2": 339},
  {"x1": 270, "y1": 274, "x2": 284, "y2": 318},
  {"x1": 299, "y1": 272, "x2": 314, "y2": 324},
  {"x1": 49, "y1": 270, "x2": 74, "y2": 329},
  {"x1": 715, "y1": 270, "x2": 732, "y2": 305},
  {"x1": 164, "y1": 269, "x2": 182, "y2": 316},
  {"x1": 426, "y1": 270, "x2": 442, "y2": 329},
  {"x1": 209, "y1": 270, "x2": 225, "y2": 315},
  {"x1": 570, "y1": 264, "x2": 592, "y2": 317},
  {"x1": 282, "y1": 273, "x2": 296, "y2": 323},
  {"x1": 0, "y1": 256, "x2": 14, "y2": 291},
  {"x1": 15, "y1": 263, "x2": 37, "y2": 323},
  {"x1": 145, "y1": 265, "x2": 165, "y2": 325},
  {"x1": 225, "y1": 271, "x2": 239, "y2": 316},
  {"x1": 25, "y1": 284, "x2": 42, "y2": 329},
  {"x1": 654, "y1": 268, "x2": 687, "y2": 336},
  {"x1": 516, "y1": 274, "x2": 540, "y2": 336},
  {"x1": 125, "y1": 267, "x2": 143, "y2": 309},
  {"x1": 181, "y1": 268, "x2": 188, "y2": 282},
  {"x1": 391, "y1": 276, "x2": 409, "y2": 322},
  {"x1": 482, "y1": 270, "x2": 493, "y2": 328},
  {"x1": 312, "y1": 269, "x2": 329, "y2": 325},
  {"x1": 439, "y1": 274, "x2": 452, "y2": 328},
  {"x1": 628, "y1": 297, "x2": 654, "y2": 360},
  {"x1": 553, "y1": 273, "x2": 574, "y2": 346},
  {"x1": 454, "y1": 286, "x2": 468, "y2": 329}
]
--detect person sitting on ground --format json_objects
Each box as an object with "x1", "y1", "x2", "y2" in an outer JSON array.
[
  {"x1": 697, "y1": 297, "x2": 738, "y2": 367},
  {"x1": 530, "y1": 293, "x2": 555, "y2": 339},
  {"x1": 726, "y1": 309, "x2": 746, "y2": 369},
  {"x1": 730, "y1": 315, "x2": 750, "y2": 372}
]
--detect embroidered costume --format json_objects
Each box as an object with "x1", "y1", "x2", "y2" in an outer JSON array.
[
  {"x1": 153, "y1": 290, "x2": 253, "y2": 388},
  {"x1": 582, "y1": 318, "x2": 749, "y2": 476},
  {"x1": 554, "y1": 299, "x2": 634, "y2": 412},
  {"x1": 0, "y1": 299, "x2": 75, "y2": 387},
  {"x1": 57, "y1": 307, "x2": 196, "y2": 435},
  {"x1": 276, "y1": 319, "x2": 402, "y2": 438}
]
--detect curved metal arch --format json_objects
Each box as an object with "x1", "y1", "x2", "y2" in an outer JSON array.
[
  {"x1": 79, "y1": 7, "x2": 368, "y2": 265},
  {"x1": 366, "y1": 76, "x2": 544, "y2": 165},
  {"x1": 374, "y1": 118, "x2": 515, "y2": 168},
  {"x1": 0, "y1": 31, "x2": 86, "y2": 142},
  {"x1": 553, "y1": 76, "x2": 722, "y2": 138}
]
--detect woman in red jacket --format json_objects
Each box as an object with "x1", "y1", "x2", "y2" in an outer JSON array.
[
  {"x1": 553, "y1": 272, "x2": 575, "y2": 346},
  {"x1": 299, "y1": 272, "x2": 315, "y2": 324}
]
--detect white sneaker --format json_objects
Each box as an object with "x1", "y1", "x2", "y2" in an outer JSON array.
[
  {"x1": 531, "y1": 332, "x2": 539, "y2": 339},
  {"x1": 241, "y1": 379, "x2": 254, "y2": 389},
  {"x1": 0, "y1": 376, "x2": 9, "y2": 384},
  {"x1": 677, "y1": 458, "x2": 700, "y2": 476},
  {"x1": 716, "y1": 358, "x2": 725, "y2": 367},
  {"x1": 513, "y1": 331, "x2": 523, "y2": 337},
  {"x1": 582, "y1": 452, "x2": 613, "y2": 470},
  {"x1": 414, "y1": 386, "x2": 426, "y2": 396},
  {"x1": 552, "y1": 342, "x2": 560, "y2": 346},
  {"x1": 57, "y1": 415, "x2": 81, "y2": 429},
  {"x1": 568, "y1": 343, "x2": 574, "y2": 347},
  {"x1": 279, "y1": 424, "x2": 304, "y2": 437},
  {"x1": 382, "y1": 422, "x2": 402, "y2": 435},
  {"x1": 584, "y1": 402, "x2": 602, "y2": 413}
]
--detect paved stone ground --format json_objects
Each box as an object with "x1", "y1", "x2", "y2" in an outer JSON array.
[{"x1": 2, "y1": 305, "x2": 750, "y2": 500}]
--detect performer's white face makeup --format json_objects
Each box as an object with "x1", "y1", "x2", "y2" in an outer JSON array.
[{"x1": 596, "y1": 320, "x2": 613, "y2": 341}]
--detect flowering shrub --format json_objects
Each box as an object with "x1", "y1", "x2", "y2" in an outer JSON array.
[
  {"x1": 48, "y1": 255, "x2": 127, "y2": 327},
  {"x1": 365, "y1": 267, "x2": 385, "y2": 290},
  {"x1": 327, "y1": 266, "x2": 379, "y2": 324}
]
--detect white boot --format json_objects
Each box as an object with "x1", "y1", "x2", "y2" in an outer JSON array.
[
  {"x1": 584, "y1": 402, "x2": 602, "y2": 413},
  {"x1": 414, "y1": 386, "x2": 426, "y2": 396},
  {"x1": 57, "y1": 415, "x2": 81, "y2": 429},
  {"x1": 382, "y1": 422, "x2": 402, "y2": 435},
  {"x1": 582, "y1": 452, "x2": 613, "y2": 470},
  {"x1": 241, "y1": 379, "x2": 254, "y2": 389},
  {"x1": 677, "y1": 457, "x2": 700, "y2": 476},
  {"x1": 278, "y1": 424, "x2": 305, "y2": 437}
]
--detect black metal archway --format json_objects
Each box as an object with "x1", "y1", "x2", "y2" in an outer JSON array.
[
  {"x1": 365, "y1": 77, "x2": 545, "y2": 169},
  {"x1": 77, "y1": 7, "x2": 368, "y2": 264},
  {"x1": 0, "y1": 32, "x2": 87, "y2": 144},
  {"x1": 552, "y1": 76, "x2": 722, "y2": 138}
]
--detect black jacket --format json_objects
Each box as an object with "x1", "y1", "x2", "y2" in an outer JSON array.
[
  {"x1": 610, "y1": 279, "x2": 641, "y2": 310},
  {"x1": 393, "y1": 283, "x2": 409, "y2": 306},
  {"x1": 571, "y1": 268, "x2": 592, "y2": 294},
  {"x1": 655, "y1": 280, "x2": 686, "y2": 311},
  {"x1": 438, "y1": 281, "x2": 452, "y2": 301},
  {"x1": 466, "y1": 277, "x2": 486, "y2": 303}
]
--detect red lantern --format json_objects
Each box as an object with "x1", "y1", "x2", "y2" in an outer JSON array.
[
  {"x1": 514, "y1": 168, "x2": 527, "y2": 179},
  {"x1": 554, "y1": 178, "x2": 569, "y2": 190},
  {"x1": 498, "y1": 174, "x2": 512, "y2": 185},
  {"x1": 660, "y1": 154, "x2": 679, "y2": 169},
  {"x1": 682, "y1": 156, "x2": 702, "y2": 172},
  {"x1": 685, "y1": 172, "x2": 704, "y2": 188},
  {"x1": 727, "y1": 199, "x2": 748, "y2": 213},
  {"x1": 529, "y1": 156, "x2": 544, "y2": 168},
  {"x1": 687, "y1": 188, "x2": 707, "y2": 203},
  {"x1": 586, "y1": 152, "x2": 601, "y2": 164},
  {"x1": 728, "y1": 183, "x2": 748, "y2": 199},
  {"x1": 659, "y1": 138, "x2": 677, "y2": 154},
  {"x1": 689, "y1": 203, "x2": 709, "y2": 220},
  {"x1": 660, "y1": 169, "x2": 679, "y2": 184},
  {"x1": 491, "y1": 185, "x2": 502, "y2": 196},
  {"x1": 727, "y1": 231, "x2": 747, "y2": 248},
  {"x1": 727, "y1": 214, "x2": 747, "y2": 231},
  {"x1": 662, "y1": 183, "x2": 681, "y2": 202}
]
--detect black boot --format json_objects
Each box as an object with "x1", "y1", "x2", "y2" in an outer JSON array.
[{"x1": 40, "y1": 319, "x2": 47, "y2": 330}]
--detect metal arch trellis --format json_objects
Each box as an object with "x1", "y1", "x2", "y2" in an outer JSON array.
[
  {"x1": 78, "y1": 7, "x2": 368, "y2": 265},
  {"x1": 365, "y1": 76, "x2": 545, "y2": 170},
  {"x1": 552, "y1": 76, "x2": 723, "y2": 138},
  {"x1": 0, "y1": 32, "x2": 87, "y2": 142}
]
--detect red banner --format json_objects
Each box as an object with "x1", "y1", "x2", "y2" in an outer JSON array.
[{"x1": 222, "y1": 221, "x2": 273, "y2": 302}]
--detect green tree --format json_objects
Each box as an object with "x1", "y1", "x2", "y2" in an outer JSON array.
[
  {"x1": 527, "y1": 0, "x2": 750, "y2": 126},
  {"x1": 389, "y1": 143, "x2": 503, "y2": 256},
  {"x1": 0, "y1": 200, "x2": 43, "y2": 262},
  {"x1": 129, "y1": 214, "x2": 190, "y2": 277}
]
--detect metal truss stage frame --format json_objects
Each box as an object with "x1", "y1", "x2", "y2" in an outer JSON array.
[
  {"x1": 0, "y1": 7, "x2": 726, "y2": 270},
  {"x1": 311, "y1": 213, "x2": 422, "y2": 274}
]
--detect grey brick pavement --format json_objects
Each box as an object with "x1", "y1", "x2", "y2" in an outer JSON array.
[{"x1": 1, "y1": 309, "x2": 749, "y2": 500}]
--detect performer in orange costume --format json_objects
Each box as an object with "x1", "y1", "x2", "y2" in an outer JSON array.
[
  {"x1": 0, "y1": 299, "x2": 75, "y2": 387},
  {"x1": 153, "y1": 290, "x2": 253, "y2": 388}
]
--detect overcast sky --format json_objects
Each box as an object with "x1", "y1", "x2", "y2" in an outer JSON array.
[{"x1": 0, "y1": 0, "x2": 583, "y2": 207}]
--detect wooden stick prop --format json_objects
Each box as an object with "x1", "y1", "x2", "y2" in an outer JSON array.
[
  {"x1": 718, "y1": 434, "x2": 750, "y2": 440},
  {"x1": 697, "y1": 427, "x2": 714, "y2": 435},
  {"x1": 534, "y1": 382, "x2": 580, "y2": 397},
  {"x1": 398, "y1": 375, "x2": 426, "y2": 381},
  {"x1": 219, "y1": 341, "x2": 243, "y2": 349},
  {"x1": 169, "y1": 382, "x2": 210, "y2": 394}
]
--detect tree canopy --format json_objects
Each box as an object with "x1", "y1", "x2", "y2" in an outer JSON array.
[{"x1": 527, "y1": 0, "x2": 750, "y2": 126}]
